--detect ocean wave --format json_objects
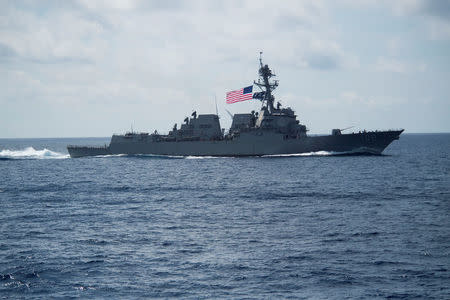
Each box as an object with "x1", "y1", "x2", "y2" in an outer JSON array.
[{"x1": 0, "y1": 147, "x2": 69, "y2": 160}]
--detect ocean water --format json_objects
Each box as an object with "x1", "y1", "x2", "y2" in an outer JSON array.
[{"x1": 0, "y1": 134, "x2": 449, "y2": 299}]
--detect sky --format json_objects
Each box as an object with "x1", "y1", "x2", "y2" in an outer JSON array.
[{"x1": 1, "y1": 0, "x2": 449, "y2": 138}]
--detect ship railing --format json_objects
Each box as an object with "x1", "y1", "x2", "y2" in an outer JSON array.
[
  {"x1": 364, "y1": 128, "x2": 404, "y2": 132},
  {"x1": 112, "y1": 131, "x2": 151, "y2": 136},
  {"x1": 340, "y1": 128, "x2": 404, "y2": 134}
]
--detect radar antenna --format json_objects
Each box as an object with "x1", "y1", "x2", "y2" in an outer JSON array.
[{"x1": 253, "y1": 52, "x2": 279, "y2": 114}]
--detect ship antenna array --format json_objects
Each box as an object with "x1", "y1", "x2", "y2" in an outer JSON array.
[
  {"x1": 259, "y1": 51, "x2": 263, "y2": 68},
  {"x1": 253, "y1": 52, "x2": 278, "y2": 114}
]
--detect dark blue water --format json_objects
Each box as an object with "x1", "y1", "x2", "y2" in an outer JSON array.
[{"x1": 1, "y1": 134, "x2": 449, "y2": 299}]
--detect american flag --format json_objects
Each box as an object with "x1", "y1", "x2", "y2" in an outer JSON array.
[{"x1": 226, "y1": 85, "x2": 253, "y2": 104}]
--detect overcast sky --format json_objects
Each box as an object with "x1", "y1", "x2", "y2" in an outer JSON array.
[{"x1": 1, "y1": 0, "x2": 449, "y2": 138}]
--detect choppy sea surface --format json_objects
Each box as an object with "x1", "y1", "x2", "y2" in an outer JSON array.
[{"x1": 0, "y1": 134, "x2": 449, "y2": 299}]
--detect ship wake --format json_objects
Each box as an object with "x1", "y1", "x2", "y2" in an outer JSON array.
[
  {"x1": 262, "y1": 149, "x2": 382, "y2": 158},
  {"x1": 0, "y1": 147, "x2": 69, "y2": 160}
]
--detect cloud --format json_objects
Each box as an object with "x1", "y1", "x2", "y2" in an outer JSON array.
[
  {"x1": 0, "y1": 0, "x2": 357, "y2": 137},
  {"x1": 374, "y1": 57, "x2": 427, "y2": 73},
  {"x1": 340, "y1": 0, "x2": 450, "y2": 19},
  {"x1": 375, "y1": 57, "x2": 407, "y2": 73},
  {"x1": 0, "y1": 3, "x2": 107, "y2": 64},
  {"x1": 1, "y1": 0, "x2": 448, "y2": 137},
  {"x1": 341, "y1": 0, "x2": 450, "y2": 40},
  {"x1": 340, "y1": 91, "x2": 360, "y2": 103},
  {"x1": 390, "y1": 0, "x2": 450, "y2": 20},
  {"x1": 0, "y1": 42, "x2": 16, "y2": 59},
  {"x1": 0, "y1": 0, "x2": 354, "y2": 70},
  {"x1": 420, "y1": 1, "x2": 450, "y2": 20},
  {"x1": 305, "y1": 53, "x2": 338, "y2": 70},
  {"x1": 391, "y1": 0, "x2": 450, "y2": 40},
  {"x1": 427, "y1": 18, "x2": 450, "y2": 40},
  {"x1": 340, "y1": 0, "x2": 450, "y2": 40}
]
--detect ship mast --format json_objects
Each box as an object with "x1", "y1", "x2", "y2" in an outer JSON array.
[{"x1": 253, "y1": 52, "x2": 279, "y2": 114}]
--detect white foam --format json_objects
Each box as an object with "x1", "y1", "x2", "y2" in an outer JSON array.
[
  {"x1": 262, "y1": 151, "x2": 336, "y2": 157},
  {"x1": 93, "y1": 154, "x2": 126, "y2": 158},
  {"x1": 0, "y1": 147, "x2": 69, "y2": 160},
  {"x1": 133, "y1": 154, "x2": 222, "y2": 159},
  {"x1": 185, "y1": 155, "x2": 225, "y2": 159},
  {"x1": 262, "y1": 148, "x2": 381, "y2": 157}
]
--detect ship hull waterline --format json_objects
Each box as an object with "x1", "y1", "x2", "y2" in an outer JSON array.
[{"x1": 67, "y1": 130, "x2": 403, "y2": 158}]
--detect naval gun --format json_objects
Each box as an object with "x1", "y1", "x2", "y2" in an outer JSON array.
[{"x1": 331, "y1": 126, "x2": 355, "y2": 136}]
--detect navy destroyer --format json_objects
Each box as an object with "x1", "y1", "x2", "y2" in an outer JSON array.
[{"x1": 67, "y1": 55, "x2": 403, "y2": 158}]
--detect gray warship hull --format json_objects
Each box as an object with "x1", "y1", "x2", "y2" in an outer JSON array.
[{"x1": 67, "y1": 130, "x2": 403, "y2": 158}]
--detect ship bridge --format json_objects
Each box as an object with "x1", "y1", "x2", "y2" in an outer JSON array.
[{"x1": 170, "y1": 113, "x2": 222, "y2": 140}]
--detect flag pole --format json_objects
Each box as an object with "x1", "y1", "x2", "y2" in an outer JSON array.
[{"x1": 215, "y1": 94, "x2": 218, "y2": 116}]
